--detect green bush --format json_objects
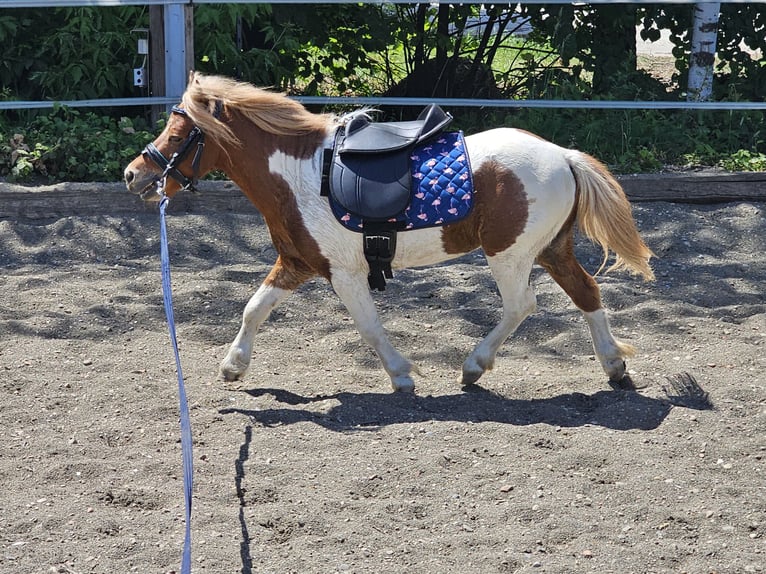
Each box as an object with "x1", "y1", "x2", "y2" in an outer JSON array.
[
  {"x1": 0, "y1": 106, "x2": 155, "y2": 182},
  {"x1": 2, "y1": 103, "x2": 763, "y2": 184},
  {"x1": 457, "y1": 104, "x2": 765, "y2": 174}
]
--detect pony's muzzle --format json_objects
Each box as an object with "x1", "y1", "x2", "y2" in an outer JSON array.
[
  {"x1": 124, "y1": 166, "x2": 164, "y2": 201},
  {"x1": 123, "y1": 166, "x2": 136, "y2": 186}
]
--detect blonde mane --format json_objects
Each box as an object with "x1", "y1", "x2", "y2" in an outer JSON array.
[{"x1": 181, "y1": 72, "x2": 335, "y2": 147}]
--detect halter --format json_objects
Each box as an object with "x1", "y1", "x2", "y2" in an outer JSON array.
[{"x1": 143, "y1": 100, "x2": 223, "y2": 194}]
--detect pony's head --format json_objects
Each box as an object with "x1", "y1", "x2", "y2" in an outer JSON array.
[
  {"x1": 125, "y1": 71, "x2": 335, "y2": 201},
  {"x1": 124, "y1": 72, "x2": 237, "y2": 201}
]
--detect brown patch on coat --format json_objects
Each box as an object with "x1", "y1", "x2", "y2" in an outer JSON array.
[
  {"x1": 441, "y1": 160, "x2": 529, "y2": 257},
  {"x1": 237, "y1": 163, "x2": 332, "y2": 288},
  {"x1": 209, "y1": 123, "x2": 333, "y2": 289},
  {"x1": 265, "y1": 254, "x2": 326, "y2": 291},
  {"x1": 536, "y1": 208, "x2": 602, "y2": 313}
]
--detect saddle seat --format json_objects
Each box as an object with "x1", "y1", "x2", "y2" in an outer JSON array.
[{"x1": 339, "y1": 104, "x2": 453, "y2": 154}]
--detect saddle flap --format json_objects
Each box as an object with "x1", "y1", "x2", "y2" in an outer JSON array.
[
  {"x1": 329, "y1": 150, "x2": 411, "y2": 220},
  {"x1": 339, "y1": 104, "x2": 453, "y2": 154}
]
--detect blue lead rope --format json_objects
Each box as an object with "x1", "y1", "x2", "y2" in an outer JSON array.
[{"x1": 159, "y1": 196, "x2": 194, "y2": 574}]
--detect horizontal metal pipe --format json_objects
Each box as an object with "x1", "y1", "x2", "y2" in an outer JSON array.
[
  {"x1": 3, "y1": 96, "x2": 765, "y2": 112},
  {"x1": 3, "y1": 0, "x2": 763, "y2": 6},
  {"x1": 0, "y1": 97, "x2": 179, "y2": 110}
]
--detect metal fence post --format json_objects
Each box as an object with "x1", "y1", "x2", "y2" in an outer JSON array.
[{"x1": 163, "y1": 2, "x2": 194, "y2": 107}]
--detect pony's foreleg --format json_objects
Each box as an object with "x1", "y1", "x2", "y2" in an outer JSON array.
[
  {"x1": 331, "y1": 270, "x2": 419, "y2": 392},
  {"x1": 460, "y1": 253, "x2": 537, "y2": 386},
  {"x1": 220, "y1": 282, "x2": 292, "y2": 381}
]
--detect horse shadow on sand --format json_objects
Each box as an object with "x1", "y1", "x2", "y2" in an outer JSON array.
[{"x1": 220, "y1": 373, "x2": 711, "y2": 433}]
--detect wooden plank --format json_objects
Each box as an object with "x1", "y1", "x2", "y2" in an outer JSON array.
[
  {"x1": 1, "y1": 172, "x2": 765, "y2": 221},
  {"x1": 619, "y1": 171, "x2": 766, "y2": 203},
  {"x1": 0, "y1": 182, "x2": 255, "y2": 220}
]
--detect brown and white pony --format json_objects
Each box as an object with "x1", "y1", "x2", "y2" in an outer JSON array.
[{"x1": 124, "y1": 72, "x2": 654, "y2": 392}]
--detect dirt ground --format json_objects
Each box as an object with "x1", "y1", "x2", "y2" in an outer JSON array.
[{"x1": 0, "y1": 184, "x2": 764, "y2": 574}]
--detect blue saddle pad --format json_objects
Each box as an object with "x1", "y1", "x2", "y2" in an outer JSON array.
[{"x1": 329, "y1": 131, "x2": 474, "y2": 231}]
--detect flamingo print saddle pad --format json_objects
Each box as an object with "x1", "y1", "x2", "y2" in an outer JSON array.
[{"x1": 328, "y1": 131, "x2": 474, "y2": 232}]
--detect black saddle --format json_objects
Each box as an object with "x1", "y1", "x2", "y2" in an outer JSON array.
[
  {"x1": 339, "y1": 103, "x2": 453, "y2": 154},
  {"x1": 327, "y1": 104, "x2": 452, "y2": 221},
  {"x1": 321, "y1": 104, "x2": 453, "y2": 290}
]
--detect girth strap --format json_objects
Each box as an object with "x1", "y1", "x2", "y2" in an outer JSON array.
[
  {"x1": 322, "y1": 129, "x2": 399, "y2": 290},
  {"x1": 363, "y1": 222, "x2": 398, "y2": 291}
]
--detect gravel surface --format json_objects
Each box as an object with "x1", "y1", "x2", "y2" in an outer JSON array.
[{"x1": 1, "y1": 192, "x2": 764, "y2": 574}]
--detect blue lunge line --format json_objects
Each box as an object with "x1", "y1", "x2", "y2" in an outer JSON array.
[{"x1": 159, "y1": 196, "x2": 194, "y2": 574}]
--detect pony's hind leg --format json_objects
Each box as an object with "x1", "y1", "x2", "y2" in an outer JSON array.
[
  {"x1": 537, "y1": 228, "x2": 633, "y2": 382},
  {"x1": 460, "y1": 252, "x2": 537, "y2": 386}
]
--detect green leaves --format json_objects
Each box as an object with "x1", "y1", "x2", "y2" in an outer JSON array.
[
  {"x1": 2, "y1": 7, "x2": 144, "y2": 101},
  {"x1": 0, "y1": 107, "x2": 155, "y2": 182}
]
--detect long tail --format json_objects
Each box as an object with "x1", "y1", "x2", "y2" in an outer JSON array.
[{"x1": 565, "y1": 150, "x2": 655, "y2": 281}]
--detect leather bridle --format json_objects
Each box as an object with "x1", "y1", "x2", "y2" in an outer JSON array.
[{"x1": 142, "y1": 100, "x2": 223, "y2": 193}]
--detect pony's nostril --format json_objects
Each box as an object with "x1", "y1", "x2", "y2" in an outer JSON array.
[{"x1": 124, "y1": 169, "x2": 134, "y2": 184}]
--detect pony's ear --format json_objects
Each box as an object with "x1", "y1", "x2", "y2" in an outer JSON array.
[{"x1": 188, "y1": 70, "x2": 200, "y2": 87}]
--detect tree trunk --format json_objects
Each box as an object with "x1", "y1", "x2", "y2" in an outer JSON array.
[
  {"x1": 413, "y1": 4, "x2": 429, "y2": 70},
  {"x1": 687, "y1": 2, "x2": 721, "y2": 101}
]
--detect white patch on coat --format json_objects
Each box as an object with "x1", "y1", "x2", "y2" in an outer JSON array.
[{"x1": 266, "y1": 128, "x2": 578, "y2": 274}]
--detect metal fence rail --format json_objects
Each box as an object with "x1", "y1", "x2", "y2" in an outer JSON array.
[
  {"x1": 4, "y1": 0, "x2": 764, "y2": 5},
  {"x1": 4, "y1": 96, "x2": 766, "y2": 111}
]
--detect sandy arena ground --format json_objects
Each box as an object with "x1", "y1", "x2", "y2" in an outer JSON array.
[{"x1": 0, "y1": 185, "x2": 764, "y2": 573}]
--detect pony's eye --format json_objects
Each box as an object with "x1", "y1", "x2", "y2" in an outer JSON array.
[{"x1": 169, "y1": 136, "x2": 183, "y2": 144}]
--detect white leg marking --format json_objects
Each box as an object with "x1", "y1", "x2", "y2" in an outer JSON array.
[
  {"x1": 220, "y1": 283, "x2": 292, "y2": 381},
  {"x1": 331, "y1": 270, "x2": 418, "y2": 392},
  {"x1": 583, "y1": 308, "x2": 634, "y2": 382},
  {"x1": 460, "y1": 254, "x2": 537, "y2": 386}
]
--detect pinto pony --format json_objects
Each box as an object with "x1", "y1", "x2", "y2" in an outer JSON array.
[{"x1": 124, "y1": 72, "x2": 654, "y2": 392}]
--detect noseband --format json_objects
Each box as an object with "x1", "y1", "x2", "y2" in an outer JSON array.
[{"x1": 143, "y1": 100, "x2": 223, "y2": 193}]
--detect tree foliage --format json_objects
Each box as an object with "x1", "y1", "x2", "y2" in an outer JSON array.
[
  {"x1": 1, "y1": 3, "x2": 764, "y2": 182},
  {"x1": 525, "y1": 3, "x2": 765, "y2": 100},
  {"x1": 644, "y1": 3, "x2": 766, "y2": 100},
  {"x1": 0, "y1": 6, "x2": 145, "y2": 101},
  {"x1": 1, "y1": 4, "x2": 763, "y2": 103},
  {"x1": 192, "y1": 3, "x2": 398, "y2": 95}
]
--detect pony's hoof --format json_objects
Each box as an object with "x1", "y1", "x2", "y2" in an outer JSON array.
[
  {"x1": 605, "y1": 359, "x2": 627, "y2": 383},
  {"x1": 220, "y1": 367, "x2": 243, "y2": 382},
  {"x1": 458, "y1": 370, "x2": 483, "y2": 386},
  {"x1": 459, "y1": 356, "x2": 490, "y2": 386},
  {"x1": 391, "y1": 376, "x2": 416, "y2": 393},
  {"x1": 220, "y1": 357, "x2": 248, "y2": 381},
  {"x1": 220, "y1": 345, "x2": 253, "y2": 381}
]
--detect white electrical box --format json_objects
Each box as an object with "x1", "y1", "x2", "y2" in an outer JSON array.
[
  {"x1": 133, "y1": 68, "x2": 146, "y2": 87},
  {"x1": 137, "y1": 38, "x2": 149, "y2": 55}
]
